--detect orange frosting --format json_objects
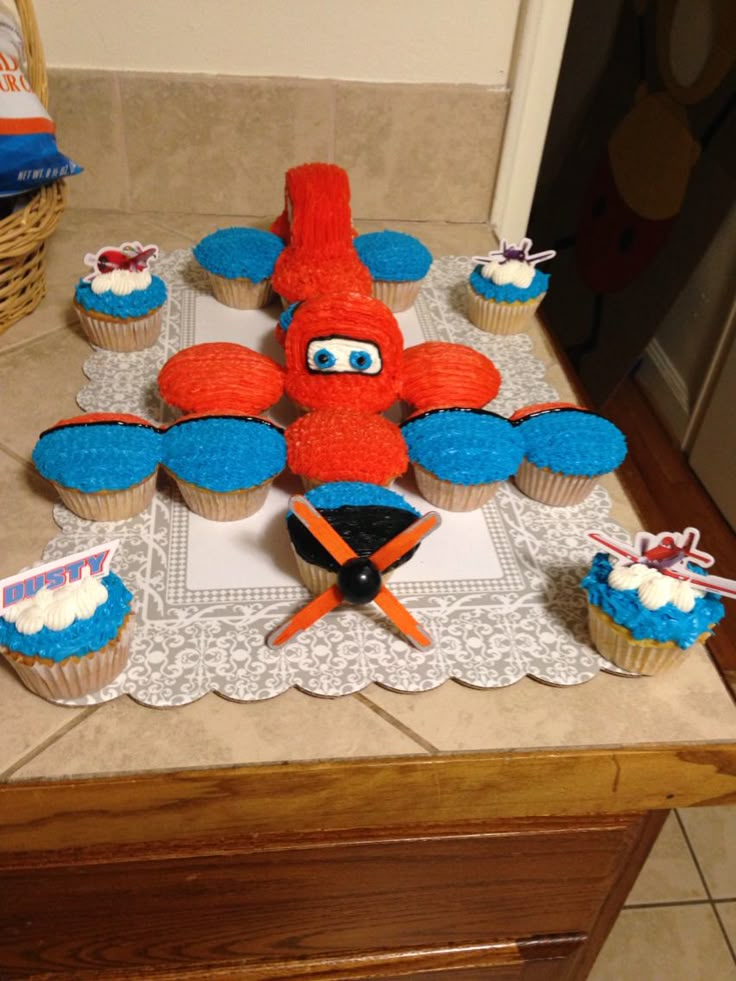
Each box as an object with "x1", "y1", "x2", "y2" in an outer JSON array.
[
  {"x1": 286, "y1": 409, "x2": 408, "y2": 485},
  {"x1": 401, "y1": 342, "x2": 501, "y2": 411},
  {"x1": 509, "y1": 401, "x2": 584, "y2": 422},
  {"x1": 158, "y1": 343, "x2": 284, "y2": 416},
  {"x1": 270, "y1": 163, "x2": 372, "y2": 303}
]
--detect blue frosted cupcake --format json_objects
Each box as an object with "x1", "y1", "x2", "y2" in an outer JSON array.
[
  {"x1": 467, "y1": 238, "x2": 555, "y2": 334},
  {"x1": 511, "y1": 403, "x2": 627, "y2": 506},
  {"x1": 162, "y1": 414, "x2": 286, "y2": 520},
  {"x1": 582, "y1": 551, "x2": 725, "y2": 674},
  {"x1": 33, "y1": 414, "x2": 162, "y2": 520},
  {"x1": 74, "y1": 273, "x2": 167, "y2": 351},
  {"x1": 193, "y1": 227, "x2": 285, "y2": 309},
  {"x1": 288, "y1": 481, "x2": 421, "y2": 593},
  {"x1": 0, "y1": 572, "x2": 134, "y2": 700},
  {"x1": 354, "y1": 230, "x2": 432, "y2": 312},
  {"x1": 402, "y1": 408, "x2": 524, "y2": 511}
]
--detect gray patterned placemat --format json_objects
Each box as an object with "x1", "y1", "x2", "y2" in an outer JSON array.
[{"x1": 42, "y1": 252, "x2": 630, "y2": 706}]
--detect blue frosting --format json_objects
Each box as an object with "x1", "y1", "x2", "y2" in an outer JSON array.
[
  {"x1": 74, "y1": 276, "x2": 168, "y2": 318},
  {"x1": 402, "y1": 410, "x2": 524, "y2": 485},
  {"x1": 193, "y1": 227, "x2": 285, "y2": 281},
  {"x1": 301, "y1": 481, "x2": 420, "y2": 516},
  {"x1": 582, "y1": 553, "x2": 725, "y2": 649},
  {"x1": 33, "y1": 422, "x2": 162, "y2": 492},
  {"x1": 354, "y1": 231, "x2": 432, "y2": 281},
  {"x1": 279, "y1": 302, "x2": 300, "y2": 332},
  {"x1": 515, "y1": 409, "x2": 627, "y2": 476},
  {"x1": 0, "y1": 572, "x2": 133, "y2": 662},
  {"x1": 163, "y1": 416, "x2": 286, "y2": 491},
  {"x1": 469, "y1": 265, "x2": 549, "y2": 303}
]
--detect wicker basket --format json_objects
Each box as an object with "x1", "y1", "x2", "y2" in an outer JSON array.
[{"x1": 0, "y1": 0, "x2": 67, "y2": 334}]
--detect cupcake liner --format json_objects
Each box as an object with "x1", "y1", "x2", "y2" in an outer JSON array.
[
  {"x1": 372, "y1": 279, "x2": 423, "y2": 313},
  {"x1": 514, "y1": 459, "x2": 597, "y2": 506},
  {"x1": 466, "y1": 285, "x2": 543, "y2": 335},
  {"x1": 2, "y1": 613, "x2": 135, "y2": 701},
  {"x1": 53, "y1": 473, "x2": 157, "y2": 521},
  {"x1": 74, "y1": 304, "x2": 163, "y2": 352},
  {"x1": 208, "y1": 272, "x2": 273, "y2": 309},
  {"x1": 587, "y1": 605, "x2": 693, "y2": 675},
  {"x1": 292, "y1": 548, "x2": 395, "y2": 595},
  {"x1": 173, "y1": 474, "x2": 272, "y2": 520},
  {"x1": 414, "y1": 464, "x2": 499, "y2": 512}
]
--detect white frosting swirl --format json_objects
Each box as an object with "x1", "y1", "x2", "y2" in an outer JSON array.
[
  {"x1": 4, "y1": 576, "x2": 108, "y2": 635},
  {"x1": 607, "y1": 562, "x2": 702, "y2": 612},
  {"x1": 479, "y1": 258, "x2": 535, "y2": 289},
  {"x1": 91, "y1": 269, "x2": 152, "y2": 296}
]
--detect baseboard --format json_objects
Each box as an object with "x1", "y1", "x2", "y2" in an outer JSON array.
[{"x1": 634, "y1": 340, "x2": 690, "y2": 444}]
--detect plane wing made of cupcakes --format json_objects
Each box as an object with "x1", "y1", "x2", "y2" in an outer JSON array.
[{"x1": 23, "y1": 161, "x2": 732, "y2": 664}]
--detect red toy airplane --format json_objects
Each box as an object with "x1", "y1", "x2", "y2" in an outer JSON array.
[{"x1": 83, "y1": 242, "x2": 159, "y2": 280}]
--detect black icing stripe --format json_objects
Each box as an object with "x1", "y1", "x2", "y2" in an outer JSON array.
[
  {"x1": 39, "y1": 419, "x2": 163, "y2": 439},
  {"x1": 509, "y1": 406, "x2": 602, "y2": 426},
  {"x1": 401, "y1": 406, "x2": 506, "y2": 430},
  {"x1": 168, "y1": 414, "x2": 284, "y2": 435},
  {"x1": 288, "y1": 504, "x2": 419, "y2": 573}
]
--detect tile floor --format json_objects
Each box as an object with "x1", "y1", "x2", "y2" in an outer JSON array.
[{"x1": 1, "y1": 209, "x2": 735, "y2": 978}]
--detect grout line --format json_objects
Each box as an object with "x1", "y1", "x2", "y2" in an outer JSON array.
[
  {"x1": 0, "y1": 442, "x2": 32, "y2": 468},
  {"x1": 713, "y1": 902, "x2": 736, "y2": 965},
  {"x1": 0, "y1": 317, "x2": 78, "y2": 358},
  {"x1": 624, "y1": 898, "x2": 713, "y2": 910},
  {"x1": 0, "y1": 705, "x2": 102, "y2": 781},
  {"x1": 354, "y1": 692, "x2": 440, "y2": 754}
]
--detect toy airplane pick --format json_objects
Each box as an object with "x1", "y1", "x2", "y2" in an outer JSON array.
[{"x1": 268, "y1": 495, "x2": 441, "y2": 650}]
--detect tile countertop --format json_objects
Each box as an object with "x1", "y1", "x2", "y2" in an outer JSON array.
[{"x1": 1, "y1": 210, "x2": 735, "y2": 784}]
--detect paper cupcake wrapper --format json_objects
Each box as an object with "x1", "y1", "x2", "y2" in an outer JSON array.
[
  {"x1": 2, "y1": 613, "x2": 134, "y2": 701},
  {"x1": 587, "y1": 605, "x2": 693, "y2": 675},
  {"x1": 414, "y1": 464, "x2": 499, "y2": 512},
  {"x1": 372, "y1": 279, "x2": 423, "y2": 313},
  {"x1": 172, "y1": 474, "x2": 272, "y2": 520},
  {"x1": 75, "y1": 304, "x2": 163, "y2": 352},
  {"x1": 208, "y1": 272, "x2": 273, "y2": 309},
  {"x1": 514, "y1": 460, "x2": 597, "y2": 507},
  {"x1": 466, "y1": 285, "x2": 543, "y2": 335},
  {"x1": 292, "y1": 548, "x2": 395, "y2": 595},
  {"x1": 53, "y1": 473, "x2": 157, "y2": 521}
]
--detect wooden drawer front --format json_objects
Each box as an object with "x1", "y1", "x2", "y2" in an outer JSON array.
[{"x1": 0, "y1": 816, "x2": 640, "y2": 977}]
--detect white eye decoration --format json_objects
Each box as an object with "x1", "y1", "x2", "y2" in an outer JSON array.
[{"x1": 306, "y1": 337, "x2": 382, "y2": 375}]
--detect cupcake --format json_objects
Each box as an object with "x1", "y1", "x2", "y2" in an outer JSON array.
[
  {"x1": 193, "y1": 227, "x2": 285, "y2": 309},
  {"x1": 354, "y1": 230, "x2": 433, "y2": 312},
  {"x1": 401, "y1": 408, "x2": 524, "y2": 511},
  {"x1": 33, "y1": 414, "x2": 162, "y2": 521},
  {"x1": 0, "y1": 571, "x2": 134, "y2": 700},
  {"x1": 287, "y1": 482, "x2": 422, "y2": 594},
  {"x1": 286, "y1": 409, "x2": 408, "y2": 490},
  {"x1": 467, "y1": 237, "x2": 555, "y2": 334},
  {"x1": 582, "y1": 530, "x2": 729, "y2": 674},
  {"x1": 74, "y1": 242, "x2": 167, "y2": 351},
  {"x1": 511, "y1": 403, "x2": 627, "y2": 507},
  {"x1": 162, "y1": 413, "x2": 286, "y2": 520}
]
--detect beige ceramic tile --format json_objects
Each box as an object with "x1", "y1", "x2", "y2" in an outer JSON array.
[
  {"x1": 718, "y1": 901, "x2": 736, "y2": 949},
  {"x1": 10, "y1": 689, "x2": 427, "y2": 780},
  {"x1": 47, "y1": 70, "x2": 128, "y2": 212},
  {"x1": 148, "y1": 213, "x2": 274, "y2": 245},
  {"x1": 361, "y1": 649, "x2": 736, "y2": 753},
  {"x1": 353, "y1": 220, "x2": 494, "y2": 259},
  {"x1": 589, "y1": 905, "x2": 736, "y2": 981},
  {"x1": 0, "y1": 323, "x2": 90, "y2": 460},
  {"x1": 121, "y1": 74, "x2": 333, "y2": 215},
  {"x1": 0, "y1": 658, "x2": 89, "y2": 776},
  {"x1": 0, "y1": 451, "x2": 59, "y2": 578},
  {"x1": 626, "y1": 812, "x2": 707, "y2": 905},
  {"x1": 679, "y1": 806, "x2": 736, "y2": 899},
  {"x1": 336, "y1": 83, "x2": 508, "y2": 222}
]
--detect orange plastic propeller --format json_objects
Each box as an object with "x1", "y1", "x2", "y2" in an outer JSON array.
[{"x1": 267, "y1": 495, "x2": 441, "y2": 650}]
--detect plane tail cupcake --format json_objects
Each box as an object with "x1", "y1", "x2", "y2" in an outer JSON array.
[
  {"x1": 354, "y1": 230, "x2": 433, "y2": 312},
  {"x1": 582, "y1": 528, "x2": 733, "y2": 674},
  {"x1": 74, "y1": 242, "x2": 167, "y2": 351},
  {"x1": 193, "y1": 227, "x2": 285, "y2": 309},
  {"x1": 467, "y1": 238, "x2": 555, "y2": 334}
]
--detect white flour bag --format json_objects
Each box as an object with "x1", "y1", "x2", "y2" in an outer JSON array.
[{"x1": 0, "y1": 2, "x2": 82, "y2": 197}]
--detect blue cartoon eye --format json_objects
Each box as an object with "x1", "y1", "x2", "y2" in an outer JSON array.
[
  {"x1": 313, "y1": 348, "x2": 336, "y2": 370},
  {"x1": 349, "y1": 350, "x2": 373, "y2": 371}
]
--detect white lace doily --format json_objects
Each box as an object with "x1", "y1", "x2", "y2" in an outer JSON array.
[{"x1": 42, "y1": 252, "x2": 630, "y2": 706}]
